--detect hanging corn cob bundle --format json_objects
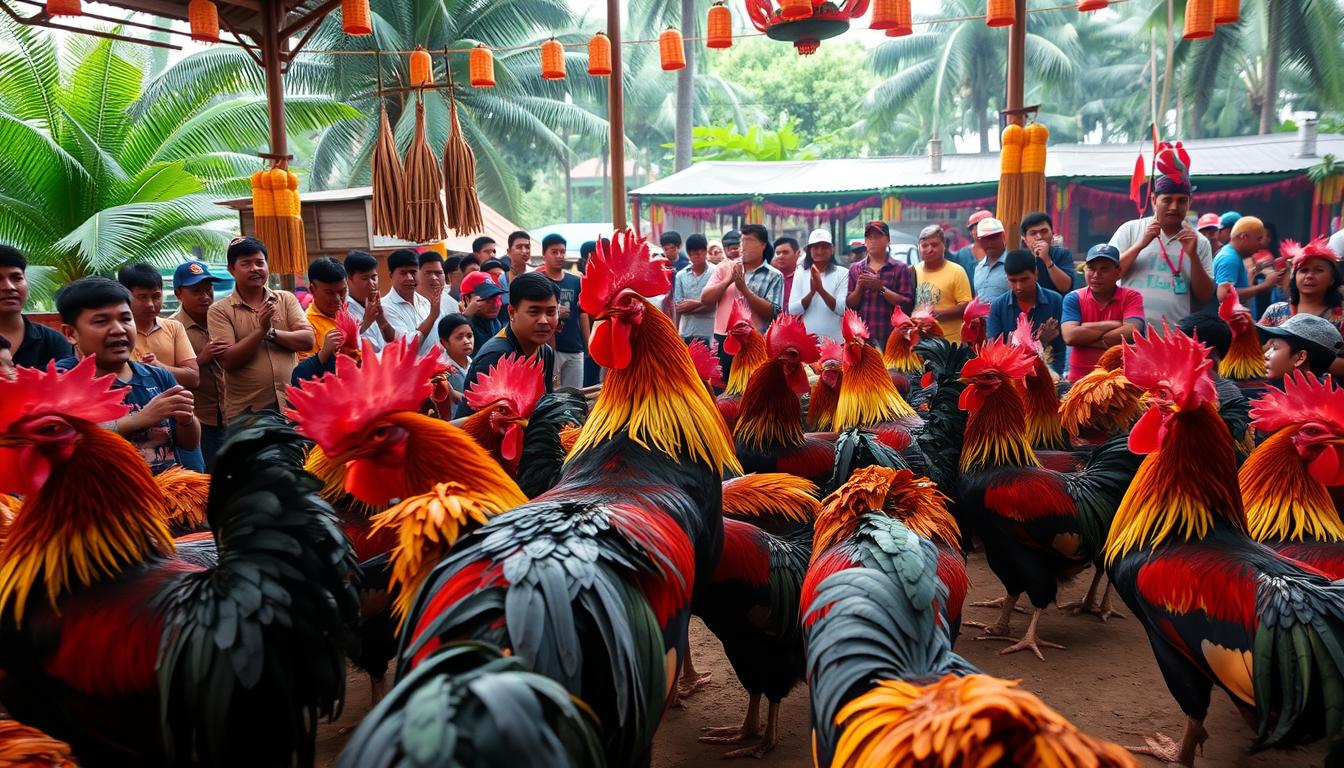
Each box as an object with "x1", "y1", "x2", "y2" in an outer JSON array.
[
  {"x1": 442, "y1": 91, "x2": 483, "y2": 235},
  {"x1": 371, "y1": 103, "x2": 404, "y2": 238},
  {"x1": 996, "y1": 124, "x2": 1024, "y2": 249},
  {"x1": 1021, "y1": 122, "x2": 1049, "y2": 225},
  {"x1": 402, "y1": 97, "x2": 446, "y2": 243},
  {"x1": 249, "y1": 165, "x2": 307, "y2": 275}
]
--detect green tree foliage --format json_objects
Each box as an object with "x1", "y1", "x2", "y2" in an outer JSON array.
[{"x1": 673, "y1": 118, "x2": 817, "y2": 162}]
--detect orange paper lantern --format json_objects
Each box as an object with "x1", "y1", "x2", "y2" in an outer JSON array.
[
  {"x1": 870, "y1": 0, "x2": 911, "y2": 32},
  {"x1": 779, "y1": 0, "x2": 812, "y2": 22},
  {"x1": 1183, "y1": 0, "x2": 1213, "y2": 39},
  {"x1": 409, "y1": 46, "x2": 433, "y2": 86},
  {"x1": 986, "y1": 0, "x2": 1014, "y2": 27},
  {"x1": 187, "y1": 0, "x2": 219, "y2": 42},
  {"x1": 341, "y1": 0, "x2": 371, "y2": 35},
  {"x1": 659, "y1": 28, "x2": 685, "y2": 71},
  {"x1": 1213, "y1": 0, "x2": 1239, "y2": 24},
  {"x1": 588, "y1": 32, "x2": 612, "y2": 76},
  {"x1": 1077, "y1": 0, "x2": 1107, "y2": 10},
  {"x1": 707, "y1": 1, "x2": 732, "y2": 49},
  {"x1": 541, "y1": 38, "x2": 566, "y2": 80},
  {"x1": 46, "y1": 0, "x2": 80, "y2": 16},
  {"x1": 469, "y1": 45, "x2": 495, "y2": 87}
]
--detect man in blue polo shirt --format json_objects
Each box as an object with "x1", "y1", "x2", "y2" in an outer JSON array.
[
  {"x1": 986, "y1": 248, "x2": 1066, "y2": 375},
  {"x1": 972, "y1": 217, "x2": 1011, "y2": 302}
]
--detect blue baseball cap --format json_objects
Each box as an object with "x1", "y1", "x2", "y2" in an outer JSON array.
[
  {"x1": 173, "y1": 260, "x2": 224, "y2": 287},
  {"x1": 1219, "y1": 211, "x2": 1242, "y2": 230},
  {"x1": 1085, "y1": 244, "x2": 1120, "y2": 264}
]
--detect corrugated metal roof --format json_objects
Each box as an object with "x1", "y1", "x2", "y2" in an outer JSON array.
[{"x1": 631, "y1": 133, "x2": 1344, "y2": 198}]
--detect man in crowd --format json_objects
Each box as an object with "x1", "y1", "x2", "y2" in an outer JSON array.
[
  {"x1": 170, "y1": 260, "x2": 228, "y2": 463},
  {"x1": 113, "y1": 263, "x2": 200, "y2": 390},
  {"x1": 473, "y1": 236, "x2": 497, "y2": 265},
  {"x1": 460, "y1": 270, "x2": 507, "y2": 345},
  {"x1": 949, "y1": 210, "x2": 992, "y2": 294},
  {"x1": 722, "y1": 229, "x2": 742, "y2": 261},
  {"x1": 503, "y1": 230, "x2": 531, "y2": 303},
  {"x1": 1110, "y1": 173, "x2": 1214, "y2": 329},
  {"x1": 455, "y1": 272, "x2": 559, "y2": 418},
  {"x1": 1213, "y1": 215, "x2": 1280, "y2": 309},
  {"x1": 1217, "y1": 211, "x2": 1241, "y2": 247},
  {"x1": 444, "y1": 255, "x2": 465, "y2": 301},
  {"x1": 673, "y1": 233, "x2": 716, "y2": 345},
  {"x1": 382, "y1": 249, "x2": 442, "y2": 357},
  {"x1": 701, "y1": 224, "x2": 783, "y2": 373},
  {"x1": 0, "y1": 245, "x2": 73, "y2": 368},
  {"x1": 972, "y1": 217, "x2": 1011, "y2": 302},
  {"x1": 208, "y1": 237, "x2": 313, "y2": 419},
  {"x1": 773, "y1": 235, "x2": 801, "y2": 311},
  {"x1": 301, "y1": 257, "x2": 350, "y2": 360},
  {"x1": 848, "y1": 239, "x2": 866, "y2": 263},
  {"x1": 661, "y1": 230, "x2": 689, "y2": 272},
  {"x1": 913, "y1": 225, "x2": 973, "y2": 341},
  {"x1": 1197, "y1": 212, "x2": 1222, "y2": 253},
  {"x1": 57, "y1": 277, "x2": 201, "y2": 473},
  {"x1": 417, "y1": 251, "x2": 461, "y2": 353},
  {"x1": 460, "y1": 254, "x2": 482, "y2": 277},
  {"x1": 986, "y1": 249, "x2": 1066, "y2": 375},
  {"x1": 540, "y1": 233, "x2": 586, "y2": 389},
  {"x1": 846, "y1": 219, "x2": 915, "y2": 349},
  {"x1": 1020, "y1": 212, "x2": 1077, "y2": 294},
  {"x1": 1060, "y1": 244, "x2": 1145, "y2": 383},
  {"x1": 343, "y1": 249, "x2": 395, "y2": 351}
]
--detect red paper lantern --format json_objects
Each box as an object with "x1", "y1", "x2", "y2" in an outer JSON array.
[
  {"x1": 341, "y1": 0, "x2": 371, "y2": 35},
  {"x1": 588, "y1": 32, "x2": 612, "y2": 76},
  {"x1": 779, "y1": 0, "x2": 813, "y2": 22},
  {"x1": 541, "y1": 38, "x2": 566, "y2": 80},
  {"x1": 469, "y1": 45, "x2": 494, "y2": 88},
  {"x1": 1077, "y1": 0, "x2": 1107, "y2": 10},
  {"x1": 188, "y1": 0, "x2": 219, "y2": 43},
  {"x1": 46, "y1": 0, "x2": 80, "y2": 16},
  {"x1": 1213, "y1": 0, "x2": 1239, "y2": 24},
  {"x1": 870, "y1": 0, "x2": 910, "y2": 31},
  {"x1": 1184, "y1": 0, "x2": 1214, "y2": 39},
  {"x1": 409, "y1": 46, "x2": 433, "y2": 86},
  {"x1": 706, "y1": 1, "x2": 732, "y2": 49},
  {"x1": 659, "y1": 27, "x2": 686, "y2": 71}
]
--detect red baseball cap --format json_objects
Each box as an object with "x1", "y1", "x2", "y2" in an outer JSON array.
[
  {"x1": 460, "y1": 271, "x2": 505, "y2": 298},
  {"x1": 967, "y1": 210, "x2": 993, "y2": 229},
  {"x1": 1196, "y1": 213, "x2": 1221, "y2": 231}
]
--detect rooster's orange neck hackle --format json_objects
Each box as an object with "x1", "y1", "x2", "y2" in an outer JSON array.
[
  {"x1": 1217, "y1": 287, "x2": 1267, "y2": 382},
  {"x1": 735, "y1": 314, "x2": 821, "y2": 453},
  {"x1": 1007, "y1": 314, "x2": 1066, "y2": 449},
  {"x1": 883, "y1": 307, "x2": 923, "y2": 374},
  {"x1": 724, "y1": 333, "x2": 768, "y2": 397},
  {"x1": 958, "y1": 339, "x2": 1040, "y2": 473},
  {"x1": 835, "y1": 311, "x2": 916, "y2": 430},
  {"x1": 0, "y1": 359, "x2": 173, "y2": 624},
  {"x1": 812, "y1": 466, "x2": 956, "y2": 563}
]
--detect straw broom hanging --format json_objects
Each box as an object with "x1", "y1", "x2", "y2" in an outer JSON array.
[
  {"x1": 402, "y1": 95, "x2": 446, "y2": 243},
  {"x1": 1020, "y1": 122, "x2": 1049, "y2": 225},
  {"x1": 442, "y1": 84, "x2": 483, "y2": 235},
  {"x1": 371, "y1": 102, "x2": 405, "y2": 238},
  {"x1": 996, "y1": 124, "x2": 1024, "y2": 249}
]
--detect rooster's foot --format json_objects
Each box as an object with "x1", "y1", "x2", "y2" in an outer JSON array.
[
  {"x1": 969, "y1": 596, "x2": 1029, "y2": 614},
  {"x1": 698, "y1": 726, "x2": 759, "y2": 744},
  {"x1": 983, "y1": 633, "x2": 1066, "y2": 661},
  {"x1": 1126, "y1": 719, "x2": 1206, "y2": 766},
  {"x1": 678, "y1": 671, "x2": 713, "y2": 698},
  {"x1": 721, "y1": 737, "x2": 777, "y2": 759},
  {"x1": 966, "y1": 620, "x2": 1011, "y2": 638}
]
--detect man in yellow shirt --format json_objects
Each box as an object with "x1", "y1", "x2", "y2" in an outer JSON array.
[
  {"x1": 296, "y1": 257, "x2": 357, "y2": 385},
  {"x1": 912, "y1": 225, "x2": 973, "y2": 341}
]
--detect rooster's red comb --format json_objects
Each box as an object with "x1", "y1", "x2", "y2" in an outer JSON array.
[
  {"x1": 1009, "y1": 312, "x2": 1042, "y2": 354},
  {"x1": 842, "y1": 310, "x2": 870, "y2": 344},
  {"x1": 1123, "y1": 323, "x2": 1216, "y2": 410},
  {"x1": 464, "y1": 354, "x2": 545, "y2": 417},
  {"x1": 0, "y1": 357, "x2": 129, "y2": 432},
  {"x1": 579, "y1": 229, "x2": 671, "y2": 317},
  {"x1": 766, "y1": 313, "x2": 821, "y2": 364},
  {"x1": 1218, "y1": 286, "x2": 1240, "y2": 322},
  {"x1": 287, "y1": 337, "x2": 447, "y2": 451},
  {"x1": 818, "y1": 338, "x2": 845, "y2": 364},
  {"x1": 890, "y1": 306, "x2": 913, "y2": 329},
  {"x1": 1251, "y1": 371, "x2": 1344, "y2": 434},
  {"x1": 961, "y1": 337, "x2": 1037, "y2": 382},
  {"x1": 727, "y1": 296, "x2": 752, "y2": 329},
  {"x1": 687, "y1": 339, "x2": 724, "y2": 387},
  {"x1": 335, "y1": 304, "x2": 361, "y2": 354}
]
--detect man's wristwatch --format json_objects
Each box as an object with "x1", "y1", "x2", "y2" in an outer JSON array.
[{"x1": 265, "y1": 327, "x2": 278, "y2": 343}]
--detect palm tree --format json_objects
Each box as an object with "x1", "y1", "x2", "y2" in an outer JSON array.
[{"x1": 0, "y1": 18, "x2": 357, "y2": 292}]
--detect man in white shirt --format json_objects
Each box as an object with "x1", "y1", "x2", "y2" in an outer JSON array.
[
  {"x1": 1109, "y1": 173, "x2": 1214, "y2": 329},
  {"x1": 415, "y1": 251, "x2": 460, "y2": 358},
  {"x1": 341, "y1": 250, "x2": 395, "y2": 351},
  {"x1": 382, "y1": 249, "x2": 443, "y2": 357}
]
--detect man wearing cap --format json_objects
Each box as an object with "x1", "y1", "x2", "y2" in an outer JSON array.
[
  {"x1": 459, "y1": 271, "x2": 507, "y2": 346},
  {"x1": 971, "y1": 217, "x2": 1011, "y2": 302},
  {"x1": 1020, "y1": 212, "x2": 1077, "y2": 294},
  {"x1": 1214, "y1": 216, "x2": 1281, "y2": 309},
  {"x1": 1060, "y1": 244, "x2": 1145, "y2": 383},
  {"x1": 950, "y1": 210, "x2": 992, "y2": 294},
  {"x1": 846, "y1": 220, "x2": 915, "y2": 349},
  {"x1": 789, "y1": 228, "x2": 849, "y2": 341},
  {"x1": 1109, "y1": 174, "x2": 1214, "y2": 329},
  {"x1": 849, "y1": 240, "x2": 866, "y2": 262},
  {"x1": 1217, "y1": 211, "x2": 1241, "y2": 247},
  {"x1": 722, "y1": 229, "x2": 742, "y2": 261},
  {"x1": 1259, "y1": 312, "x2": 1344, "y2": 386},
  {"x1": 1197, "y1": 213, "x2": 1222, "y2": 252},
  {"x1": 913, "y1": 225, "x2": 973, "y2": 341},
  {"x1": 773, "y1": 235, "x2": 801, "y2": 311},
  {"x1": 171, "y1": 259, "x2": 228, "y2": 463}
]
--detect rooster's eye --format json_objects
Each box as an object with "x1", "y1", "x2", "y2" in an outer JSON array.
[
  {"x1": 38, "y1": 423, "x2": 64, "y2": 435},
  {"x1": 370, "y1": 426, "x2": 392, "y2": 440}
]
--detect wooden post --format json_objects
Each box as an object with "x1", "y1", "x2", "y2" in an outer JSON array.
[
  {"x1": 259, "y1": 0, "x2": 295, "y2": 289},
  {"x1": 1005, "y1": 0, "x2": 1027, "y2": 128},
  {"x1": 607, "y1": 0, "x2": 627, "y2": 230}
]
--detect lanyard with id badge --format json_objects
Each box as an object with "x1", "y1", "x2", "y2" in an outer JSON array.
[{"x1": 1158, "y1": 237, "x2": 1188, "y2": 295}]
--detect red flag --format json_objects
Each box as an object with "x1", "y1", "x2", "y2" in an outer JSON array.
[{"x1": 1129, "y1": 151, "x2": 1146, "y2": 216}]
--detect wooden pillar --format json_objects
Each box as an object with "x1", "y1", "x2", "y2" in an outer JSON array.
[
  {"x1": 607, "y1": 0, "x2": 627, "y2": 230},
  {"x1": 259, "y1": 0, "x2": 295, "y2": 288},
  {"x1": 1005, "y1": 0, "x2": 1027, "y2": 127}
]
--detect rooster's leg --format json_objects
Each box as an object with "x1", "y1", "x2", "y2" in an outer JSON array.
[
  {"x1": 1058, "y1": 568, "x2": 1103, "y2": 614},
  {"x1": 966, "y1": 593, "x2": 1021, "y2": 636},
  {"x1": 978, "y1": 608, "x2": 1066, "y2": 661},
  {"x1": 369, "y1": 673, "x2": 387, "y2": 706},
  {"x1": 678, "y1": 648, "x2": 713, "y2": 697},
  {"x1": 721, "y1": 698, "x2": 781, "y2": 759},
  {"x1": 699, "y1": 693, "x2": 761, "y2": 743},
  {"x1": 969, "y1": 594, "x2": 1029, "y2": 614},
  {"x1": 1127, "y1": 717, "x2": 1207, "y2": 766}
]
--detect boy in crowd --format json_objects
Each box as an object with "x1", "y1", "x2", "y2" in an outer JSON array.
[
  {"x1": 116, "y1": 263, "x2": 200, "y2": 389},
  {"x1": 1260, "y1": 313, "x2": 1344, "y2": 386},
  {"x1": 1060, "y1": 245, "x2": 1146, "y2": 382},
  {"x1": 55, "y1": 278, "x2": 201, "y2": 473},
  {"x1": 170, "y1": 260, "x2": 228, "y2": 464},
  {"x1": 342, "y1": 249, "x2": 395, "y2": 351},
  {"x1": 673, "y1": 233, "x2": 716, "y2": 345},
  {"x1": 455, "y1": 272, "x2": 559, "y2": 418},
  {"x1": 292, "y1": 257, "x2": 351, "y2": 384},
  {"x1": 0, "y1": 245, "x2": 73, "y2": 368},
  {"x1": 986, "y1": 248, "x2": 1066, "y2": 375},
  {"x1": 661, "y1": 230, "x2": 689, "y2": 272},
  {"x1": 540, "y1": 233, "x2": 586, "y2": 389}
]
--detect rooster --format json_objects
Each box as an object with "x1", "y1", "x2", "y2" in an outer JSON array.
[
  {"x1": 1059, "y1": 345, "x2": 1145, "y2": 446},
  {"x1": 459, "y1": 353, "x2": 547, "y2": 476},
  {"x1": 955, "y1": 338, "x2": 1141, "y2": 659},
  {"x1": 960, "y1": 297, "x2": 990, "y2": 348},
  {"x1": 695, "y1": 473, "x2": 817, "y2": 758},
  {"x1": 1240, "y1": 371, "x2": 1344, "y2": 577},
  {"x1": 833, "y1": 311, "x2": 919, "y2": 432},
  {"x1": 0, "y1": 719, "x2": 76, "y2": 767},
  {"x1": 385, "y1": 230, "x2": 742, "y2": 767},
  {"x1": 883, "y1": 307, "x2": 924, "y2": 396},
  {"x1": 805, "y1": 339, "x2": 843, "y2": 432},
  {"x1": 0, "y1": 359, "x2": 358, "y2": 767},
  {"x1": 1218, "y1": 286, "x2": 1267, "y2": 389},
  {"x1": 688, "y1": 338, "x2": 726, "y2": 393},
  {"x1": 716, "y1": 298, "x2": 769, "y2": 431},
  {"x1": 515, "y1": 388, "x2": 590, "y2": 499},
  {"x1": 1107, "y1": 326, "x2": 1344, "y2": 766}
]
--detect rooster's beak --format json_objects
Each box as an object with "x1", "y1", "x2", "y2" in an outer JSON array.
[{"x1": 0, "y1": 434, "x2": 29, "y2": 448}]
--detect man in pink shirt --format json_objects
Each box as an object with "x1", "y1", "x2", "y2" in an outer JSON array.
[{"x1": 1060, "y1": 244, "x2": 1146, "y2": 382}]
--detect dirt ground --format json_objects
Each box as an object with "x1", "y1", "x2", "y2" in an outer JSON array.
[{"x1": 315, "y1": 552, "x2": 1328, "y2": 767}]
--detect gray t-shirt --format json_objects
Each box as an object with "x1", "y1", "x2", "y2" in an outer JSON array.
[
  {"x1": 1110, "y1": 216, "x2": 1214, "y2": 329},
  {"x1": 674, "y1": 264, "x2": 716, "y2": 339}
]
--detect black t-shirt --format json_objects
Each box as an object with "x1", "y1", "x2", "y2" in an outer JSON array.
[
  {"x1": 453, "y1": 325, "x2": 555, "y2": 418},
  {"x1": 13, "y1": 316, "x2": 73, "y2": 369}
]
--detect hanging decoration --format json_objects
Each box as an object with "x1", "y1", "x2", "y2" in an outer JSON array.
[
  {"x1": 469, "y1": 45, "x2": 494, "y2": 87},
  {"x1": 402, "y1": 98, "x2": 447, "y2": 243},
  {"x1": 659, "y1": 27, "x2": 686, "y2": 71},
  {"x1": 1309, "y1": 155, "x2": 1343, "y2": 237},
  {"x1": 46, "y1": 0, "x2": 79, "y2": 16},
  {"x1": 996, "y1": 123, "x2": 1024, "y2": 249},
  {"x1": 707, "y1": 2, "x2": 733, "y2": 49},
  {"x1": 371, "y1": 104, "x2": 405, "y2": 238},
  {"x1": 187, "y1": 0, "x2": 219, "y2": 43},
  {"x1": 443, "y1": 71, "x2": 484, "y2": 235},
  {"x1": 341, "y1": 0, "x2": 371, "y2": 36},
  {"x1": 986, "y1": 0, "x2": 1014, "y2": 27},
  {"x1": 541, "y1": 38, "x2": 566, "y2": 80},
  {"x1": 871, "y1": 0, "x2": 912, "y2": 34},
  {"x1": 747, "y1": 196, "x2": 766, "y2": 223},
  {"x1": 880, "y1": 190, "x2": 900, "y2": 222},
  {"x1": 648, "y1": 204, "x2": 665, "y2": 239},
  {"x1": 409, "y1": 45, "x2": 433, "y2": 86},
  {"x1": 1077, "y1": 0, "x2": 1107, "y2": 11},
  {"x1": 1213, "y1": 0, "x2": 1239, "y2": 25},
  {"x1": 1021, "y1": 122, "x2": 1049, "y2": 222},
  {"x1": 745, "y1": 0, "x2": 868, "y2": 55},
  {"x1": 588, "y1": 32, "x2": 612, "y2": 76},
  {"x1": 1183, "y1": 0, "x2": 1214, "y2": 39},
  {"x1": 250, "y1": 166, "x2": 306, "y2": 276}
]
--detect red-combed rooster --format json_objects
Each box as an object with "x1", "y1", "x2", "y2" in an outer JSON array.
[
  {"x1": 688, "y1": 338, "x2": 726, "y2": 394},
  {"x1": 1059, "y1": 344, "x2": 1145, "y2": 446},
  {"x1": 1218, "y1": 286, "x2": 1267, "y2": 386},
  {"x1": 1009, "y1": 313, "x2": 1068, "y2": 451},
  {"x1": 883, "y1": 307, "x2": 923, "y2": 396},
  {"x1": 375, "y1": 230, "x2": 742, "y2": 768},
  {"x1": 960, "y1": 297, "x2": 989, "y2": 348},
  {"x1": 1240, "y1": 371, "x2": 1344, "y2": 577},
  {"x1": 806, "y1": 339, "x2": 843, "y2": 432},
  {"x1": 716, "y1": 298, "x2": 769, "y2": 431},
  {"x1": 954, "y1": 338, "x2": 1141, "y2": 659},
  {"x1": 833, "y1": 311, "x2": 919, "y2": 432},
  {"x1": 460, "y1": 353, "x2": 547, "y2": 476},
  {"x1": 0, "y1": 359, "x2": 358, "y2": 767},
  {"x1": 694, "y1": 473, "x2": 817, "y2": 758},
  {"x1": 1107, "y1": 326, "x2": 1344, "y2": 766},
  {"x1": 0, "y1": 719, "x2": 76, "y2": 767}
]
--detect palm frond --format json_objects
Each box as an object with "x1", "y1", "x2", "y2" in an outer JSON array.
[
  {"x1": 50, "y1": 196, "x2": 232, "y2": 277},
  {"x1": 0, "y1": 16, "x2": 60, "y2": 131},
  {"x1": 149, "y1": 96, "x2": 361, "y2": 170}
]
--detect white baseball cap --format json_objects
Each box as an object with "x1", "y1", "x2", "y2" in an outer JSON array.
[
  {"x1": 807, "y1": 228, "x2": 833, "y2": 247},
  {"x1": 976, "y1": 218, "x2": 1005, "y2": 238}
]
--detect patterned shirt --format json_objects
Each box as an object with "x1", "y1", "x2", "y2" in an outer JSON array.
[
  {"x1": 1259, "y1": 301, "x2": 1344, "y2": 332},
  {"x1": 846, "y1": 258, "x2": 915, "y2": 348},
  {"x1": 708, "y1": 260, "x2": 785, "y2": 334}
]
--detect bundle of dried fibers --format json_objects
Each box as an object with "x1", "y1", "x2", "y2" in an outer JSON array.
[
  {"x1": 401, "y1": 97, "x2": 446, "y2": 243},
  {"x1": 443, "y1": 92, "x2": 483, "y2": 235},
  {"x1": 371, "y1": 103, "x2": 404, "y2": 238},
  {"x1": 996, "y1": 124, "x2": 1024, "y2": 249}
]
